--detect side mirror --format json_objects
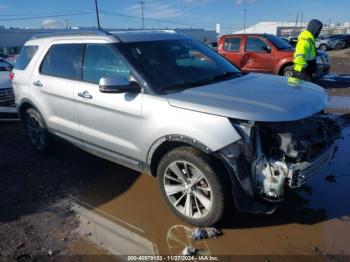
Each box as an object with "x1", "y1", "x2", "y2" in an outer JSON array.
[{"x1": 99, "y1": 76, "x2": 141, "y2": 94}]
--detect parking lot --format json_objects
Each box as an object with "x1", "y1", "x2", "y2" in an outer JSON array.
[{"x1": 0, "y1": 46, "x2": 349, "y2": 260}]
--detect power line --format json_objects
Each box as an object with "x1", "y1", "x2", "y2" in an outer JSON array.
[
  {"x1": 0, "y1": 11, "x2": 94, "y2": 21},
  {"x1": 100, "y1": 10, "x2": 214, "y2": 29},
  {"x1": 0, "y1": 10, "x2": 91, "y2": 17}
]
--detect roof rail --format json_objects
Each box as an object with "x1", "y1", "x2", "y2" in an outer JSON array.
[{"x1": 30, "y1": 30, "x2": 111, "y2": 40}]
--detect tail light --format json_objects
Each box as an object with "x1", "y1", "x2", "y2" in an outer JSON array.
[{"x1": 9, "y1": 72, "x2": 14, "y2": 81}]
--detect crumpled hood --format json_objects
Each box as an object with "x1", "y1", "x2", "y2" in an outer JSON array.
[{"x1": 166, "y1": 73, "x2": 328, "y2": 122}]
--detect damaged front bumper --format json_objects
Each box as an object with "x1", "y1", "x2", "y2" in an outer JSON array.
[{"x1": 217, "y1": 115, "x2": 341, "y2": 214}]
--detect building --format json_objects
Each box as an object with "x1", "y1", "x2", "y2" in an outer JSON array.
[
  {"x1": 233, "y1": 21, "x2": 350, "y2": 37},
  {"x1": 233, "y1": 22, "x2": 306, "y2": 36}
]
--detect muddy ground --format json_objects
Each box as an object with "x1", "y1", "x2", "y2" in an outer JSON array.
[{"x1": 1, "y1": 49, "x2": 350, "y2": 261}]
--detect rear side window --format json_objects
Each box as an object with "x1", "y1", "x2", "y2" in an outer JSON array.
[
  {"x1": 40, "y1": 44, "x2": 83, "y2": 79},
  {"x1": 224, "y1": 37, "x2": 241, "y2": 52},
  {"x1": 14, "y1": 45, "x2": 38, "y2": 70}
]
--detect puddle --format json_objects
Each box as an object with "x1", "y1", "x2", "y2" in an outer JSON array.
[
  {"x1": 327, "y1": 96, "x2": 350, "y2": 111},
  {"x1": 71, "y1": 127, "x2": 350, "y2": 256},
  {"x1": 321, "y1": 74, "x2": 350, "y2": 82}
]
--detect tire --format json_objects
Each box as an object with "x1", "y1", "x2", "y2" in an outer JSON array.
[
  {"x1": 319, "y1": 44, "x2": 327, "y2": 51},
  {"x1": 24, "y1": 108, "x2": 52, "y2": 155},
  {"x1": 334, "y1": 43, "x2": 343, "y2": 50},
  {"x1": 157, "y1": 146, "x2": 227, "y2": 226},
  {"x1": 283, "y1": 65, "x2": 294, "y2": 77}
]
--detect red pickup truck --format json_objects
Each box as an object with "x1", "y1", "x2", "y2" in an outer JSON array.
[{"x1": 218, "y1": 33, "x2": 330, "y2": 79}]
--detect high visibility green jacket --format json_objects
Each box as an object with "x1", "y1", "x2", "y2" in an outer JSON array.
[{"x1": 293, "y1": 30, "x2": 317, "y2": 72}]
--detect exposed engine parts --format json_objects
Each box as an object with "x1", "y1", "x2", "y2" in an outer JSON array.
[{"x1": 220, "y1": 114, "x2": 342, "y2": 204}]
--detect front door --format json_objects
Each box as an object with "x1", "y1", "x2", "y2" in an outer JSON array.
[
  {"x1": 74, "y1": 43, "x2": 143, "y2": 163},
  {"x1": 242, "y1": 36, "x2": 274, "y2": 74}
]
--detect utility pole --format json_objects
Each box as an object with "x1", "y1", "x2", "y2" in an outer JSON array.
[
  {"x1": 64, "y1": 19, "x2": 70, "y2": 30},
  {"x1": 294, "y1": 12, "x2": 299, "y2": 28},
  {"x1": 140, "y1": 1, "x2": 145, "y2": 30},
  {"x1": 243, "y1": 9, "x2": 247, "y2": 33},
  {"x1": 300, "y1": 13, "x2": 304, "y2": 28},
  {"x1": 94, "y1": 0, "x2": 101, "y2": 30},
  {"x1": 294, "y1": 12, "x2": 299, "y2": 35}
]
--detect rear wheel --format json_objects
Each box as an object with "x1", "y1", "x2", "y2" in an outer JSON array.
[
  {"x1": 283, "y1": 65, "x2": 294, "y2": 77},
  {"x1": 157, "y1": 146, "x2": 226, "y2": 226},
  {"x1": 24, "y1": 108, "x2": 52, "y2": 154},
  {"x1": 334, "y1": 43, "x2": 343, "y2": 50}
]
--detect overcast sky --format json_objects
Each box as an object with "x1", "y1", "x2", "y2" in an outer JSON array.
[{"x1": 0, "y1": 0, "x2": 349, "y2": 32}]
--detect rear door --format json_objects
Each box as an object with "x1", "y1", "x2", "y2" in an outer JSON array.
[
  {"x1": 220, "y1": 36, "x2": 243, "y2": 67},
  {"x1": 242, "y1": 36, "x2": 274, "y2": 73},
  {"x1": 74, "y1": 43, "x2": 143, "y2": 163},
  {"x1": 31, "y1": 42, "x2": 83, "y2": 141}
]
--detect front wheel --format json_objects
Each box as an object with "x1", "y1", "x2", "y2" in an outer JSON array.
[
  {"x1": 283, "y1": 65, "x2": 294, "y2": 77},
  {"x1": 157, "y1": 146, "x2": 227, "y2": 226}
]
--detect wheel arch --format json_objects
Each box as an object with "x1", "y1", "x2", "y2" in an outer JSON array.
[
  {"x1": 278, "y1": 62, "x2": 294, "y2": 76},
  {"x1": 18, "y1": 98, "x2": 36, "y2": 120},
  {"x1": 147, "y1": 135, "x2": 214, "y2": 177}
]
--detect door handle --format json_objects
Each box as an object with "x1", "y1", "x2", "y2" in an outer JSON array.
[
  {"x1": 33, "y1": 80, "x2": 43, "y2": 87},
  {"x1": 78, "y1": 91, "x2": 93, "y2": 99}
]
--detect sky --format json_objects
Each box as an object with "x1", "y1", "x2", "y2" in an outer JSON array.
[{"x1": 0, "y1": 0, "x2": 349, "y2": 33}]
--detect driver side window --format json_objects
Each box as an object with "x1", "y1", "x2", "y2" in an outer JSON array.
[{"x1": 83, "y1": 44, "x2": 130, "y2": 83}]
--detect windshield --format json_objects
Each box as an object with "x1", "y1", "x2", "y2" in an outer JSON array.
[
  {"x1": 266, "y1": 35, "x2": 293, "y2": 50},
  {"x1": 117, "y1": 39, "x2": 241, "y2": 93}
]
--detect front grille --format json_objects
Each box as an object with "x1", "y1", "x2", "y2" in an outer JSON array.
[{"x1": 0, "y1": 88, "x2": 15, "y2": 106}]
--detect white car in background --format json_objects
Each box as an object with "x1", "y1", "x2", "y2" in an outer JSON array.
[
  {"x1": 0, "y1": 58, "x2": 15, "y2": 107},
  {"x1": 0, "y1": 57, "x2": 17, "y2": 119}
]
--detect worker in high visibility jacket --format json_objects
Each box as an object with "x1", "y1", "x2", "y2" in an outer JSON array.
[{"x1": 292, "y1": 19, "x2": 323, "y2": 82}]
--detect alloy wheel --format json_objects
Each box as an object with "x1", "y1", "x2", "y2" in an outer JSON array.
[
  {"x1": 163, "y1": 161, "x2": 213, "y2": 219},
  {"x1": 284, "y1": 70, "x2": 293, "y2": 77}
]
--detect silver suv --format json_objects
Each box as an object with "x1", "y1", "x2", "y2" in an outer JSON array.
[{"x1": 12, "y1": 31, "x2": 341, "y2": 226}]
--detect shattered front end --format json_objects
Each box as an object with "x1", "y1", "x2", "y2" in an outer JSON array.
[{"x1": 217, "y1": 114, "x2": 342, "y2": 214}]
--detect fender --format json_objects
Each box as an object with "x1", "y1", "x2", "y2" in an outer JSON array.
[
  {"x1": 146, "y1": 134, "x2": 213, "y2": 165},
  {"x1": 274, "y1": 57, "x2": 294, "y2": 75},
  {"x1": 17, "y1": 97, "x2": 37, "y2": 119},
  {"x1": 272, "y1": 55, "x2": 293, "y2": 75}
]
